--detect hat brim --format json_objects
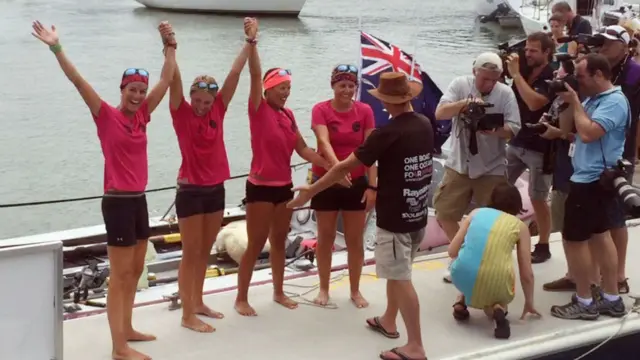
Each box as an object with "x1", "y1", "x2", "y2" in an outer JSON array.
[
  {"x1": 367, "y1": 80, "x2": 423, "y2": 105},
  {"x1": 597, "y1": 33, "x2": 629, "y2": 44}
]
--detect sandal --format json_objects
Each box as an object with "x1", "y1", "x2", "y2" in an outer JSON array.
[
  {"x1": 366, "y1": 317, "x2": 400, "y2": 339},
  {"x1": 379, "y1": 347, "x2": 428, "y2": 360},
  {"x1": 619, "y1": 279, "x2": 630, "y2": 294},
  {"x1": 452, "y1": 301, "x2": 470, "y2": 321},
  {"x1": 493, "y1": 308, "x2": 510, "y2": 339}
]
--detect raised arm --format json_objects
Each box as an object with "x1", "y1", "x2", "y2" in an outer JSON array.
[
  {"x1": 245, "y1": 18, "x2": 262, "y2": 112},
  {"x1": 146, "y1": 21, "x2": 177, "y2": 114},
  {"x1": 169, "y1": 62, "x2": 184, "y2": 111},
  {"x1": 219, "y1": 39, "x2": 251, "y2": 109},
  {"x1": 32, "y1": 21, "x2": 102, "y2": 117}
]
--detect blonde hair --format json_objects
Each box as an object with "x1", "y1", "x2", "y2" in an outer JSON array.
[{"x1": 192, "y1": 75, "x2": 217, "y2": 86}]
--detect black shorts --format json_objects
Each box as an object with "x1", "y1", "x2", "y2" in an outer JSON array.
[
  {"x1": 310, "y1": 176, "x2": 367, "y2": 211},
  {"x1": 245, "y1": 181, "x2": 293, "y2": 205},
  {"x1": 101, "y1": 193, "x2": 150, "y2": 247},
  {"x1": 175, "y1": 183, "x2": 226, "y2": 219},
  {"x1": 562, "y1": 180, "x2": 615, "y2": 242}
]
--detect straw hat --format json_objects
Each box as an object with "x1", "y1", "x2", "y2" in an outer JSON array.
[{"x1": 367, "y1": 72, "x2": 423, "y2": 104}]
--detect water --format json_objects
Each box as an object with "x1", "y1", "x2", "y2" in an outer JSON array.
[{"x1": 0, "y1": 0, "x2": 523, "y2": 239}]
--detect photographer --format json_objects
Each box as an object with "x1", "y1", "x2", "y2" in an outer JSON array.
[
  {"x1": 550, "y1": 54, "x2": 629, "y2": 320},
  {"x1": 434, "y1": 52, "x2": 521, "y2": 282},
  {"x1": 552, "y1": 1, "x2": 593, "y2": 55},
  {"x1": 505, "y1": 32, "x2": 556, "y2": 264}
]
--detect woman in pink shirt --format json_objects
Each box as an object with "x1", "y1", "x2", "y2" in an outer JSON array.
[
  {"x1": 234, "y1": 18, "x2": 329, "y2": 316},
  {"x1": 310, "y1": 65, "x2": 377, "y2": 308},
  {"x1": 32, "y1": 21, "x2": 176, "y2": 360},
  {"x1": 168, "y1": 20, "x2": 255, "y2": 333}
]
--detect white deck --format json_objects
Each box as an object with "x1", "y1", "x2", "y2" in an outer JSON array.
[{"x1": 63, "y1": 227, "x2": 640, "y2": 360}]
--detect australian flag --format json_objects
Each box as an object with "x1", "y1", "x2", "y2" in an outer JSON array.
[{"x1": 358, "y1": 31, "x2": 451, "y2": 154}]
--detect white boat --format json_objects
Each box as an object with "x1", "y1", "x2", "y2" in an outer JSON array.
[
  {"x1": 22, "y1": 222, "x2": 640, "y2": 360},
  {"x1": 507, "y1": 0, "x2": 640, "y2": 36},
  {"x1": 134, "y1": 0, "x2": 308, "y2": 16},
  {"x1": 477, "y1": 0, "x2": 509, "y2": 16}
]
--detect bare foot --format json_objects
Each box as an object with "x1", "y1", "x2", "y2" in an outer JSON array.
[
  {"x1": 126, "y1": 329, "x2": 156, "y2": 342},
  {"x1": 274, "y1": 294, "x2": 298, "y2": 309},
  {"x1": 234, "y1": 300, "x2": 257, "y2": 316},
  {"x1": 112, "y1": 346, "x2": 152, "y2": 360},
  {"x1": 380, "y1": 345, "x2": 426, "y2": 360},
  {"x1": 350, "y1": 292, "x2": 369, "y2": 308},
  {"x1": 181, "y1": 315, "x2": 215, "y2": 333},
  {"x1": 195, "y1": 304, "x2": 224, "y2": 319},
  {"x1": 313, "y1": 290, "x2": 330, "y2": 306}
]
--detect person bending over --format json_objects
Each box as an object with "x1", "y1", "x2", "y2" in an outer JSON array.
[{"x1": 449, "y1": 183, "x2": 539, "y2": 340}]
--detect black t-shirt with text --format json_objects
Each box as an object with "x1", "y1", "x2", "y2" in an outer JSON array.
[
  {"x1": 354, "y1": 111, "x2": 434, "y2": 234},
  {"x1": 510, "y1": 64, "x2": 555, "y2": 153}
]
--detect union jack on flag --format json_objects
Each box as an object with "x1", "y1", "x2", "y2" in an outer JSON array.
[{"x1": 358, "y1": 31, "x2": 451, "y2": 153}]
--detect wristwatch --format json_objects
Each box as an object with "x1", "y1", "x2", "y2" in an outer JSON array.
[{"x1": 367, "y1": 185, "x2": 378, "y2": 191}]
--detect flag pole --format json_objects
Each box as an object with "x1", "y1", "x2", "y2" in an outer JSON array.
[
  {"x1": 408, "y1": 1, "x2": 421, "y2": 81},
  {"x1": 356, "y1": 0, "x2": 364, "y2": 101}
]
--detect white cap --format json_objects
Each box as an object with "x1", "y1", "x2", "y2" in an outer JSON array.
[
  {"x1": 596, "y1": 25, "x2": 631, "y2": 45},
  {"x1": 473, "y1": 52, "x2": 503, "y2": 72}
]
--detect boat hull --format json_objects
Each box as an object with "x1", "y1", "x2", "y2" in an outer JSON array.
[{"x1": 134, "y1": 0, "x2": 307, "y2": 16}]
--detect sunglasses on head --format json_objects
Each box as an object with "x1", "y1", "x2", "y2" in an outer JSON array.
[
  {"x1": 193, "y1": 81, "x2": 219, "y2": 91},
  {"x1": 334, "y1": 64, "x2": 358, "y2": 74},
  {"x1": 270, "y1": 69, "x2": 292, "y2": 77},
  {"x1": 122, "y1": 68, "x2": 149, "y2": 78}
]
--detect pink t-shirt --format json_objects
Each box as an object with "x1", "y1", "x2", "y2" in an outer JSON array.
[
  {"x1": 311, "y1": 100, "x2": 375, "y2": 179},
  {"x1": 248, "y1": 98, "x2": 299, "y2": 186},
  {"x1": 170, "y1": 95, "x2": 230, "y2": 186},
  {"x1": 93, "y1": 101, "x2": 150, "y2": 193}
]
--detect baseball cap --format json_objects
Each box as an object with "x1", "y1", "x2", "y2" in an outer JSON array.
[
  {"x1": 473, "y1": 52, "x2": 503, "y2": 72},
  {"x1": 596, "y1": 25, "x2": 631, "y2": 44}
]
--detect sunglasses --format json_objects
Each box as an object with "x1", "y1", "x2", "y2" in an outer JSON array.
[
  {"x1": 270, "y1": 69, "x2": 292, "y2": 77},
  {"x1": 334, "y1": 64, "x2": 358, "y2": 74},
  {"x1": 193, "y1": 81, "x2": 219, "y2": 91},
  {"x1": 122, "y1": 68, "x2": 149, "y2": 78}
]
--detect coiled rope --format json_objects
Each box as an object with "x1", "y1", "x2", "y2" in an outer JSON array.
[{"x1": 0, "y1": 161, "x2": 310, "y2": 209}]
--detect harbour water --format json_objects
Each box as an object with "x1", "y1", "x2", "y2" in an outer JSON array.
[{"x1": 0, "y1": 0, "x2": 522, "y2": 239}]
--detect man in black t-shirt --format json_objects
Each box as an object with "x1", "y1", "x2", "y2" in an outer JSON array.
[
  {"x1": 287, "y1": 72, "x2": 434, "y2": 360},
  {"x1": 506, "y1": 31, "x2": 556, "y2": 263},
  {"x1": 552, "y1": 1, "x2": 592, "y2": 37}
]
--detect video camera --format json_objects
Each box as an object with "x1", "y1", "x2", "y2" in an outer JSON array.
[
  {"x1": 497, "y1": 39, "x2": 527, "y2": 79},
  {"x1": 556, "y1": 33, "x2": 605, "y2": 52},
  {"x1": 601, "y1": 159, "x2": 640, "y2": 218},
  {"x1": 460, "y1": 101, "x2": 505, "y2": 132}
]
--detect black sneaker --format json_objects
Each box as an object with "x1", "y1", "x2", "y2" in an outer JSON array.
[
  {"x1": 550, "y1": 298, "x2": 599, "y2": 320},
  {"x1": 596, "y1": 296, "x2": 627, "y2": 318},
  {"x1": 531, "y1": 244, "x2": 551, "y2": 264}
]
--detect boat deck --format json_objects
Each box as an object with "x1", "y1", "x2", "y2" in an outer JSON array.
[{"x1": 63, "y1": 230, "x2": 640, "y2": 360}]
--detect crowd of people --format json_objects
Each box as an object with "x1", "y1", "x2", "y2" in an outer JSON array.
[{"x1": 31, "y1": 1, "x2": 640, "y2": 358}]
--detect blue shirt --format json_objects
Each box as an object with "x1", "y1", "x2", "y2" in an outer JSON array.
[{"x1": 571, "y1": 87, "x2": 630, "y2": 183}]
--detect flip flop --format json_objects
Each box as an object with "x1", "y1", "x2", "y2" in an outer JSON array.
[
  {"x1": 452, "y1": 301, "x2": 470, "y2": 321},
  {"x1": 366, "y1": 317, "x2": 400, "y2": 339},
  {"x1": 379, "y1": 347, "x2": 428, "y2": 360}
]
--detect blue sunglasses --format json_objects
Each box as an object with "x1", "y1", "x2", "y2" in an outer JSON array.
[
  {"x1": 122, "y1": 68, "x2": 149, "y2": 78},
  {"x1": 193, "y1": 81, "x2": 219, "y2": 91},
  {"x1": 334, "y1": 64, "x2": 358, "y2": 74}
]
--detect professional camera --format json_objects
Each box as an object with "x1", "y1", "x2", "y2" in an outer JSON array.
[
  {"x1": 525, "y1": 113, "x2": 558, "y2": 135},
  {"x1": 545, "y1": 52, "x2": 580, "y2": 99},
  {"x1": 600, "y1": 159, "x2": 640, "y2": 218},
  {"x1": 497, "y1": 39, "x2": 528, "y2": 79},
  {"x1": 556, "y1": 33, "x2": 605, "y2": 52},
  {"x1": 459, "y1": 100, "x2": 505, "y2": 132}
]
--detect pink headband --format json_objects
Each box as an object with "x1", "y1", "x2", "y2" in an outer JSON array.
[
  {"x1": 120, "y1": 74, "x2": 149, "y2": 89},
  {"x1": 263, "y1": 69, "x2": 291, "y2": 90}
]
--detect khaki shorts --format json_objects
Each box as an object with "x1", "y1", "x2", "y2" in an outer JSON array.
[
  {"x1": 433, "y1": 167, "x2": 506, "y2": 222},
  {"x1": 550, "y1": 190, "x2": 568, "y2": 233},
  {"x1": 374, "y1": 227, "x2": 425, "y2": 281}
]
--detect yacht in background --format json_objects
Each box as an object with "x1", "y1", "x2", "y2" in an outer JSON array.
[
  {"x1": 134, "y1": 0, "x2": 308, "y2": 16},
  {"x1": 506, "y1": 0, "x2": 639, "y2": 35}
]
